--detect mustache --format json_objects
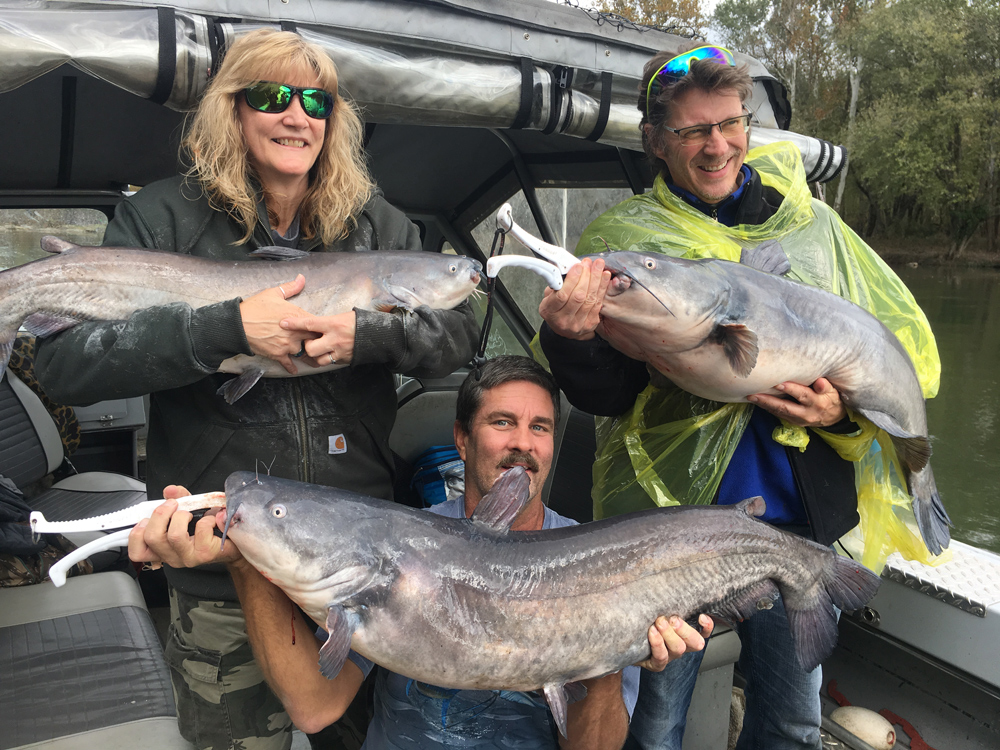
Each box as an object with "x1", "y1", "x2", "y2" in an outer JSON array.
[{"x1": 497, "y1": 452, "x2": 539, "y2": 473}]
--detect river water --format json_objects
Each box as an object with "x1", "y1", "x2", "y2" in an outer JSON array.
[{"x1": 893, "y1": 264, "x2": 1000, "y2": 554}]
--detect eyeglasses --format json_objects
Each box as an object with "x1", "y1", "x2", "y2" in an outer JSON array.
[
  {"x1": 645, "y1": 45, "x2": 736, "y2": 115},
  {"x1": 662, "y1": 112, "x2": 752, "y2": 145},
  {"x1": 243, "y1": 81, "x2": 335, "y2": 120}
]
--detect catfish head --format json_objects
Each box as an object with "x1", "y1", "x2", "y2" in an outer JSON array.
[
  {"x1": 377, "y1": 255, "x2": 482, "y2": 312},
  {"x1": 586, "y1": 251, "x2": 739, "y2": 356},
  {"x1": 222, "y1": 472, "x2": 388, "y2": 621}
]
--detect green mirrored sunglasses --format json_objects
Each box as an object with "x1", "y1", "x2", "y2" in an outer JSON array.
[{"x1": 243, "y1": 81, "x2": 335, "y2": 120}]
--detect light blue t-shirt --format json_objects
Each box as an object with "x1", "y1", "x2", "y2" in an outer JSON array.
[{"x1": 341, "y1": 497, "x2": 640, "y2": 749}]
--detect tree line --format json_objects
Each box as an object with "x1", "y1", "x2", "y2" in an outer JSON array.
[{"x1": 598, "y1": 0, "x2": 1000, "y2": 256}]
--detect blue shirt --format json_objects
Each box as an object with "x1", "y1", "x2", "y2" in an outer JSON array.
[
  {"x1": 667, "y1": 166, "x2": 806, "y2": 526},
  {"x1": 344, "y1": 497, "x2": 640, "y2": 749}
]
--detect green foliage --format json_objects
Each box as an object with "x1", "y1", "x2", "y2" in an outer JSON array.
[
  {"x1": 599, "y1": 1, "x2": 710, "y2": 36},
  {"x1": 606, "y1": 0, "x2": 1000, "y2": 246},
  {"x1": 847, "y1": 0, "x2": 1000, "y2": 246}
]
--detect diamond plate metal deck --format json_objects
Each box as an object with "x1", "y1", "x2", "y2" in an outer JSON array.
[{"x1": 881, "y1": 541, "x2": 1000, "y2": 617}]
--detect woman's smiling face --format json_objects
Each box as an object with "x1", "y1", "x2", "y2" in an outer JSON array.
[{"x1": 237, "y1": 71, "x2": 327, "y2": 191}]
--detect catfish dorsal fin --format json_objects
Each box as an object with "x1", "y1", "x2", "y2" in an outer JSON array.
[
  {"x1": 250, "y1": 245, "x2": 310, "y2": 260},
  {"x1": 740, "y1": 240, "x2": 791, "y2": 276},
  {"x1": 40, "y1": 235, "x2": 80, "y2": 254},
  {"x1": 470, "y1": 466, "x2": 532, "y2": 532}
]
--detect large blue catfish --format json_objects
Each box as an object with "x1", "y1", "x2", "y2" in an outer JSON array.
[
  {"x1": 0, "y1": 237, "x2": 481, "y2": 403},
  {"x1": 219, "y1": 468, "x2": 880, "y2": 738},
  {"x1": 591, "y1": 242, "x2": 950, "y2": 555}
]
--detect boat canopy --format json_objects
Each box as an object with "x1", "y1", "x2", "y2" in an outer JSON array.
[{"x1": 0, "y1": 0, "x2": 844, "y2": 197}]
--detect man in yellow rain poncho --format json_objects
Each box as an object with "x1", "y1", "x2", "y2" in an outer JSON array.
[{"x1": 537, "y1": 45, "x2": 941, "y2": 750}]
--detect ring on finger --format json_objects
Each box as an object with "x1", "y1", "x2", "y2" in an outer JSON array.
[
  {"x1": 293, "y1": 342, "x2": 306, "y2": 358},
  {"x1": 328, "y1": 353, "x2": 336, "y2": 365},
  {"x1": 279, "y1": 285, "x2": 286, "y2": 299}
]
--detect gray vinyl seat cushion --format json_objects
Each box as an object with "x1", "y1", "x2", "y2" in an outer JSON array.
[
  {"x1": 2, "y1": 369, "x2": 148, "y2": 525},
  {"x1": 0, "y1": 571, "x2": 190, "y2": 750}
]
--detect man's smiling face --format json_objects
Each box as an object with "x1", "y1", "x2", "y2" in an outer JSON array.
[
  {"x1": 454, "y1": 380, "x2": 555, "y2": 510},
  {"x1": 651, "y1": 87, "x2": 748, "y2": 204}
]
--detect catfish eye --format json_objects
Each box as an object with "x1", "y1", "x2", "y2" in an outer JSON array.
[
  {"x1": 644, "y1": 258, "x2": 656, "y2": 270},
  {"x1": 271, "y1": 504, "x2": 286, "y2": 518}
]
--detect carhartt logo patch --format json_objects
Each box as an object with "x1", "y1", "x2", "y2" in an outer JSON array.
[{"x1": 329, "y1": 434, "x2": 347, "y2": 454}]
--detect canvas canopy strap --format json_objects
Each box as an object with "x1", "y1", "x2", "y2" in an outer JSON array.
[{"x1": 572, "y1": 141, "x2": 941, "y2": 571}]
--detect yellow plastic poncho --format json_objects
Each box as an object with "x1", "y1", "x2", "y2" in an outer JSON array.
[{"x1": 568, "y1": 142, "x2": 941, "y2": 571}]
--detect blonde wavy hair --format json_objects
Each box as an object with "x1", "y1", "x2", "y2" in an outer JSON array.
[{"x1": 183, "y1": 29, "x2": 375, "y2": 244}]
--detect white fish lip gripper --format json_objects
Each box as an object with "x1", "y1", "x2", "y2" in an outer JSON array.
[
  {"x1": 487, "y1": 203, "x2": 581, "y2": 290},
  {"x1": 30, "y1": 491, "x2": 226, "y2": 587}
]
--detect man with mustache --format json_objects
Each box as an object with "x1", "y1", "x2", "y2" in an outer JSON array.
[{"x1": 132, "y1": 355, "x2": 713, "y2": 749}]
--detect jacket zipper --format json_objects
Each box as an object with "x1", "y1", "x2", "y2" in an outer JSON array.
[{"x1": 292, "y1": 379, "x2": 311, "y2": 482}]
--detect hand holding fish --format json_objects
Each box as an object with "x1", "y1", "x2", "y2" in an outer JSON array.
[
  {"x1": 239, "y1": 274, "x2": 320, "y2": 374},
  {"x1": 279, "y1": 310, "x2": 357, "y2": 365},
  {"x1": 538, "y1": 258, "x2": 611, "y2": 341},
  {"x1": 635, "y1": 614, "x2": 714, "y2": 672},
  {"x1": 748, "y1": 378, "x2": 847, "y2": 428},
  {"x1": 128, "y1": 485, "x2": 239, "y2": 570}
]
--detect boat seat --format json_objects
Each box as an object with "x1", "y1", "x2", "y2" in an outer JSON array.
[
  {"x1": 26, "y1": 471, "x2": 147, "y2": 523},
  {"x1": 0, "y1": 570, "x2": 190, "y2": 750},
  {"x1": 2, "y1": 368, "x2": 147, "y2": 527}
]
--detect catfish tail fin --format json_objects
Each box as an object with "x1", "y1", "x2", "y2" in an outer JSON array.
[{"x1": 909, "y1": 465, "x2": 951, "y2": 556}]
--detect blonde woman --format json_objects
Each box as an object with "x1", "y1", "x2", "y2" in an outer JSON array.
[{"x1": 36, "y1": 29, "x2": 477, "y2": 750}]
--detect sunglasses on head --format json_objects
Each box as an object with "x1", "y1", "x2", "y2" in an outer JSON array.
[
  {"x1": 243, "y1": 81, "x2": 335, "y2": 120},
  {"x1": 645, "y1": 45, "x2": 737, "y2": 116}
]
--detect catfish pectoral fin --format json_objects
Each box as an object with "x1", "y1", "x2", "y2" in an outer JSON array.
[
  {"x1": 319, "y1": 605, "x2": 356, "y2": 679},
  {"x1": 542, "y1": 682, "x2": 587, "y2": 738},
  {"x1": 713, "y1": 322, "x2": 759, "y2": 378}
]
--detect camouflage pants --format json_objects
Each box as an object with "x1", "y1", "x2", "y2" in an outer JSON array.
[
  {"x1": 166, "y1": 587, "x2": 370, "y2": 750},
  {"x1": 166, "y1": 587, "x2": 292, "y2": 750}
]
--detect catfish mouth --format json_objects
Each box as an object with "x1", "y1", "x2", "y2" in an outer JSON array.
[
  {"x1": 219, "y1": 503, "x2": 242, "y2": 550},
  {"x1": 602, "y1": 259, "x2": 674, "y2": 317}
]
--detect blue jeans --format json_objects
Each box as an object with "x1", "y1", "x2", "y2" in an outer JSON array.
[{"x1": 625, "y1": 597, "x2": 823, "y2": 750}]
